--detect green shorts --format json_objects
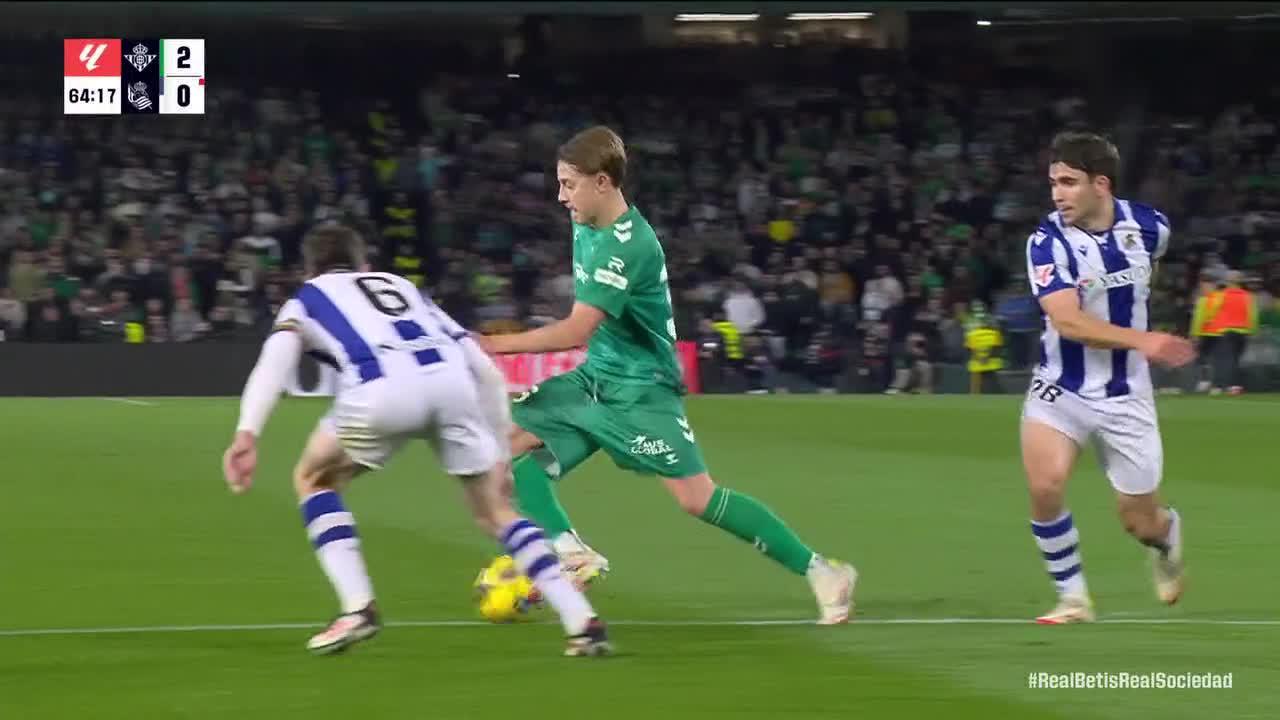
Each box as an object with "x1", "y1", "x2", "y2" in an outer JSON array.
[{"x1": 511, "y1": 365, "x2": 708, "y2": 479}]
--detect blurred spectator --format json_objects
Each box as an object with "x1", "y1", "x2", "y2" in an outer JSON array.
[
  {"x1": 861, "y1": 264, "x2": 903, "y2": 323},
  {"x1": 1190, "y1": 273, "x2": 1223, "y2": 392},
  {"x1": 819, "y1": 259, "x2": 855, "y2": 321},
  {"x1": 965, "y1": 306, "x2": 1005, "y2": 394},
  {"x1": 887, "y1": 331, "x2": 934, "y2": 394},
  {"x1": 803, "y1": 328, "x2": 844, "y2": 393},
  {"x1": 170, "y1": 297, "x2": 203, "y2": 342},
  {"x1": 1199, "y1": 270, "x2": 1259, "y2": 394},
  {"x1": 236, "y1": 220, "x2": 283, "y2": 275},
  {"x1": 723, "y1": 279, "x2": 765, "y2": 336},
  {"x1": 99, "y1": 289, "x2": 139, "y2": 342},
  {"x1": 710, "y1": 312, "x2": 744, "y2": 370},
  {"x1": 8, "y1": 250, "x2": 43, "y2": 303},
  {"x1": 0, "y1": 288, "x2": 27, "y2": 339},
  {"x1": 857, "y1": 321, "x2": 892, "y2": 392},
  {"x1": 743, "y1": 334, "x2": 776, "y2": 394}
]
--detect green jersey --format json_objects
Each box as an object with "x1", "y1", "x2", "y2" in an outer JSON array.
[{"x1": 572, "y1": 206, "x2": 683, "y2": 390}]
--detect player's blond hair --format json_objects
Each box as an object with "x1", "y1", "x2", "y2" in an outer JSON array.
[
  {"x1": 558, "y1": 125, "x2": 627, "y2": 189},
  {"x1": 303, "y1": 225, "x2": 366, "y2": 275}
]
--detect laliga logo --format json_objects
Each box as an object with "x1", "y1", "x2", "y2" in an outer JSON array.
[{"x1": 79, "y1": 43, "x2": 108, "y2": 71}]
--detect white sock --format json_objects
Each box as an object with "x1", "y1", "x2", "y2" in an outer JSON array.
[
  {"x1": 302, "y1": 491, "x2": 375, "y2": 614},
  {"x1": 1162, "y1": 508, "x2": 1181, "y2": 557},
  {"x1": 1031, "y1": 511, "x2": 1088, "y2": 598},
  {"x1": 502, "y1": 519, "x2": 595, "y2": 634}
]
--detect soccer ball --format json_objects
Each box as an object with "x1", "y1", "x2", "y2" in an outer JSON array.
[{"x1": 473, "y1": 555, "x2": 535, "y2": 623}]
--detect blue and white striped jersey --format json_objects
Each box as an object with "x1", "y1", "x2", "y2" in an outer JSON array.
[
  {"x1": 272, "y1": 271, "x2": 470, "y2": 389},
  {"x1": 1025, "y1": 199, "x2": 1170, "y2": 401}
]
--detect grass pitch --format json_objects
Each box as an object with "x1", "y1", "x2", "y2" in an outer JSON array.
[{"x1": 1, "y1": 394, "x2": 1275, "y2": 719}]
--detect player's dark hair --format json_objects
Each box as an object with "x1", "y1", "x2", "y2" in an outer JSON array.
[
  {"x1": 1050, "y1": 131, "x2": 1121, "y2": 191},
  {"x1": 558, "y1": 125, "x2": 627, "y2": 189},
  {"x1": 303, "y1": 225, "x2": 365, "y2": 275}
]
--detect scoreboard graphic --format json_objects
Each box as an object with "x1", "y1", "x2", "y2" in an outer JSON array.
[{"x1": 64, "y1": 39, "x2": 204, "y2": 115}]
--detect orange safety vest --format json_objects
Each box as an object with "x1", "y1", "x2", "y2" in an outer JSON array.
[{"x1": 1202, "y1": 288, "x2": 1255, "y2": 334}]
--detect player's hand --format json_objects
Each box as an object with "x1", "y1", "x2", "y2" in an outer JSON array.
[
  {"x1": 1138, "y1": 332, "x2": 1197, "y2": 369},
  {"x1": 474, "y1": 334, "x2": 500, "y2": 355},
  {"x1": 222, "y1": 430, "x2": 259, "y2": 495}
]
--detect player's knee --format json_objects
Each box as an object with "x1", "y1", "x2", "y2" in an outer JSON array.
[
  {"x1": 665, "y1": 473, "x2": 716, "y2": 516},
  {"x1": 1026, "y1": 469, "x2": 1068, "y2": 501},
  {"x1": 1022, "y1": 425, "x2": 1074, "y2": 507},
  {"x1": 292, "y1": 462, "x2": 342, "y2": 499},
  {"x1": 510, "y1": 427, "x2": 544, "y2": 457}
]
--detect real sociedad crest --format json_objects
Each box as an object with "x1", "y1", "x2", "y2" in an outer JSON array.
[{"x1": 127, "y1": 81, "x2": 152, "y2": 110}]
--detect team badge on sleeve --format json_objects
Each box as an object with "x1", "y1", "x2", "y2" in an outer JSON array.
[{"x1": 1033, "y1": 264, "x2": 1057, "y2": 288}]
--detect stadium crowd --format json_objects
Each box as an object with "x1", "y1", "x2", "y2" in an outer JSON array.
[{"x1": 1, "y1": 49, "x2": 1278, "y2": 392}]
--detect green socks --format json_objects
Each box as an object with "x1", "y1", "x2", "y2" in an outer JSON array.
[
  {"x1": 699, "y1": 486, "x2": 816, "y2": 575},
  {"x1": 512, "y1": 454, "x2": 574, "y2": 539},
  {"x1": 514, "y1": 453, "x2": 817, "y2": 576}
]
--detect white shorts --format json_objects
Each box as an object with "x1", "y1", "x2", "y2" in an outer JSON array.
[
  {"x1": 1021, "y1": 375, "x2": 1164, "y2": 495},
  {"x1": 318, "y1": 368, "x2": 501, "y2": 476}
]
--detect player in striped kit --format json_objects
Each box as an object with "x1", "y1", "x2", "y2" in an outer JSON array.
[
  {"x1": 221, "y1": 225, "x2": 610, "y2": 656},
  {"x1": 1021, "y1": 132, "x2": 1197, "y2": 624}
]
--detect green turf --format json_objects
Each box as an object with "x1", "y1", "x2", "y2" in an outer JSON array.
[{"x1": 2, "y1": 395, "x2": 1275, "y2": 719}]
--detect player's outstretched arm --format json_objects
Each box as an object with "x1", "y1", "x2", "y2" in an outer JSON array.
[
  {"x1": 1040, "y1": 291, "x2": 1195, "y2": 367},
  {"x1": 478, "y1": 302, "x2": 606, "y2": 355},
  {"x1": 224, "y1": 330, "x2": 303, "y2": 494}
]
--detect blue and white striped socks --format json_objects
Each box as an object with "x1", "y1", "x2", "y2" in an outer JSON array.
[
  {"x1": 501, "y1": 518, "x2": 594, "y2": 634},
  {"x1": 302, "y1": 491, "x2": 374, "y2": 614},
  {"x1": 1031, "y1": 511, "x2": 1088, "y2": 598}
]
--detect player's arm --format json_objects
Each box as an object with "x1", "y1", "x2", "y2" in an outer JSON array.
[
  {"x1": 1039, "y1": 290, "x2": 1146, "y2": 350},
  {"x1": 1040, "y1": 284, "x2": 1194, "y2": 365},
  {"x1": 224, "y1": 307, "x2": 305, "y2": 494},
  {"x1": 234, "y1": 327, "x2": 304, "y2": 437},
  {"x1": 481, "y1": 241, "x2": 638, "y2": 355},
  {"x1": 480, "y1": 302, "x2": 606, "y2": 354}
]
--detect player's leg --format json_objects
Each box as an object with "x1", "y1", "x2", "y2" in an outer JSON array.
[
  {"x1": 662, "y1": 470, "x2": 857, "y2": 625},
  {"x1": 293, "y1": 421, "x2": 387, "y2": 654},
  {"x1": 1097, "y1": 398, "x2": 1184, "y2": 605},
  {"x1": 510, "y1": 425, "x2": 572, "y2": 539},
  {"x1": 592, "y1": 387, "x2": 856, "y2": 624},
  {"x1": 508, "y1": 371, "x2": 608, "y2": 585},
  {"x1": 436, "y1": 390, "x2": 610, "y2": 656},
  {"x1": 457, "y1": 465, "x2": 610, "y2": 656},
  {"x1": 1021, "y1": 380, "x2": 1094, "y2": 624}
]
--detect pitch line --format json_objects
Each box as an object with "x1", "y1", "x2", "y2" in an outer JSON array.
[{"x1": 1, "y1": 617, "x2": 1279, "y2": 638}]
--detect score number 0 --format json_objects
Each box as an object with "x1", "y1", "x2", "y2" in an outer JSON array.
[{"x1": 164, "y1": 39, "x2": 204, "y2": 115}]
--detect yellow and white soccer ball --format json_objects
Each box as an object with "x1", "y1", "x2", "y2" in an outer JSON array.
[{"x1": 473, "y1": 555, "x2": 535, "y2": 623}]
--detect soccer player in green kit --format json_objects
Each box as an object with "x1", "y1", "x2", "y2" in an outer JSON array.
[{"x1": 476, "y1": 127, "x2": 857, "y2": 624}]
